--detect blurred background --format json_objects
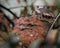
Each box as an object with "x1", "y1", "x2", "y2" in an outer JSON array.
[{"x1": 0, "y1": 0, "x2": 60, "y2": 19}]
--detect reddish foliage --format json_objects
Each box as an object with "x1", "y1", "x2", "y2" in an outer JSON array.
[{"x1": 0, "y1": 13, "x2": 11, "y2": 32}]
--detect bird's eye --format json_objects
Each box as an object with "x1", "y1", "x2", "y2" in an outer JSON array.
[
  {"x1": 42, "y1": 14, "x2": 51, "y2": 19},
  {"x1": 47, "y1": 16, "x2": 51, "y2": 19}
]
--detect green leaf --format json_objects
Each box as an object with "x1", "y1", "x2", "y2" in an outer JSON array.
[
  {"x1": 28, "y1": 39, "x2": 44, "y2": 48},
  {"x1": 54, "y1": 10, "x2": 59, "y2": 18}
]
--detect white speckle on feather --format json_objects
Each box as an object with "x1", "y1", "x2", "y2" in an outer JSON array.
[{"x1": 30, "y1": 34, "x2": 34, "y2": 37}]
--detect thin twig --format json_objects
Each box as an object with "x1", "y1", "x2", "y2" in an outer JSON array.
[{"x1": 45, "y1": 13, "x2": 60, "y2": 38}]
